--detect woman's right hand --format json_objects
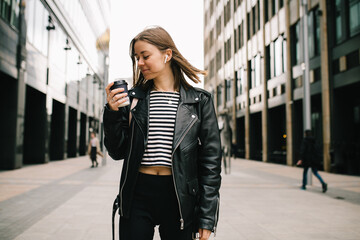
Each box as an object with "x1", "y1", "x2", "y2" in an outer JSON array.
[{"x1": 105, "y1": 82, "x2": 128, "y2": 111}]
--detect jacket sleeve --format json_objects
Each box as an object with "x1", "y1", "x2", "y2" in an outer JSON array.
[
  {"x1": 197, "y1": 94, "x2": 222, "y2": 231},
  {"x1": 103, "y1": 104, "x2": 130, "y2": 160}
]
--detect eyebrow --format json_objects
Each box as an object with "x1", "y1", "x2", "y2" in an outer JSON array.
[{"x1": 134, "y1": 50, "x2": 149, "y2": 56}]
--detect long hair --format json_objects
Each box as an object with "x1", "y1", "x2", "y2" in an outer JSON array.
[{"x1": 129, "y1": 26, "x2": 207, "y2": 90}]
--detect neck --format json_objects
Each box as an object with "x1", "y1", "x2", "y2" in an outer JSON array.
[{"x1": 153, "y1": 68, "x2": 176, "y2": 92}]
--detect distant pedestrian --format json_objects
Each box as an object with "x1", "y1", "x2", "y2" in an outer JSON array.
[
  {"x1": 297, "y1": 130, "x2": 328, "y2": 192},
  {"x1": 88, "y1": 132, "x2": 103, "y2": 168},
  {"x1": 219, "y1": 113, "x2": 232, "y2": 174},
  {"x1": 104, "y1": 26, "x2": 221, "y2": 240}
]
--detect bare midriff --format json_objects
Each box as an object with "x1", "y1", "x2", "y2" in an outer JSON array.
[{"x1": 139, "y1": 166, "x2": 172, "y2": 175}]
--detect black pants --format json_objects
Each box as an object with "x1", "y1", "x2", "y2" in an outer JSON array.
[
  {"x1": 90, "y1": 147, "x2": 97, "y2": 165},
  {"x1": 119, "y1": 172, "x2": 193, "y2": 240}
]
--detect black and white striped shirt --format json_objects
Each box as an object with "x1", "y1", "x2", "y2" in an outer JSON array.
[{"x1": 141, "y1": 91, "x2": 180, "y2": 168}]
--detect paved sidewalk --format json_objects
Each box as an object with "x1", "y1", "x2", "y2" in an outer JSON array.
[{"x1": 0, "y1": 156, "x2": 359, "y2": 240}]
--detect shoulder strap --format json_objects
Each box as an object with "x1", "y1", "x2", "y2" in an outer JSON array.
[
  {"x1": 129, "y1": 98, "x2": 138, "y2": 125},
  {"x1": 112, "y1": 195, "x2": 119, "y2": 240}
]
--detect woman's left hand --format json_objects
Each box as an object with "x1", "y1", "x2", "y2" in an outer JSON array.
[{"x1": 198, "y1": 228, "x2": 211, "y2": 240}]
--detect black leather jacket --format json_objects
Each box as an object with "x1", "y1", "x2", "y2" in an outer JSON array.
[{"x1": 103, "y1": 84, "x2": 222, "y2": 232}]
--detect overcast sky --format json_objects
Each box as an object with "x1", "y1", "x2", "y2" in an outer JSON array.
[{"x1": 108, "y1": 0, "x2": 204, "y2": 88}]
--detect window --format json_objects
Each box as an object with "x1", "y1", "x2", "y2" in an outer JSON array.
[
  {"x1": 27, "y1": 0, "x2": 49, "y2": 55},
  {"x1": 265, "y1": 0, "x2": 269, "y2": 22},
  {"x1": 257, "y1": 2, "x2": 260, "y2": 31},
  {"x1": 216, "y1": 16, "x2": 221, "y2": 37},
  {"x1": 10, "y1": 0, "x2": 19, "y2": 27},
  {"x1": 279, "y1": 0, "x2": 284, "y2": 9},
  {"x1": 236, "y1": 69, "x2": 245, "y2": 96},
  {"x1": 291, "y1": 21, "x2": 301, "y2": 66},
  {"x1": 26, "y1": 0, "x2": 35, "y2": 43},
  {"x1": 226, "y1": 79, "x2": 232, "y2": 102},
  {"x1": 274, "y1": 36, "x2": 284, "y2": 77},
  {"x1": 1, "y1": 0, "x2": 19, "y2": 28},
  {"x1": 216, "y1": 49, "x2": 222, "y2": 71},
  {"x1": 247, "y1": 12, "x2": 251, "y2": 40},
  {"x1": 347, "y1": 50, "x2": 360, "y2": 70},
  {"x1": 265, "y1": 45, "x2": 271, "y2": 80},
  {"x1": 335, "y1": 0, "x2": 344, "y2": 43},
  {"x1": 349, "y1": 0, "x2": 360, "y2": 37},
  {"x1": 308, "y1": 8, "x2": 321, "y2": 58},
  {"x1": 1, "y1": 0, "x2": 11, "y2": 22},
  {"x1": 217, "y1": 85, "x2": 223, "y2": 107},
  {"x1": 252, "y1": 5, "x2": 256, "y2": 36},
  {"x1": 210, "y1": 59, "x2": 215, "y2": 78},
  {"x1": 272, "y1": 0, "x2": 278, "y2": 17},
  {"x1": 204, "y1": 10, "x2": 208, "y2": 26},
  {"x1": 250, "y1": 55, "x2": 261, "y2": 88},
  {"x1": 238, "y1": 22, "x2": 244, "y2": 49},
  {"x1": 334, "y1": 0, "x2": 360, "y2": 44},
  {"x1": 234, "y1": 28, "x2": 238, "y2": 52},
  {"x1": 224, "y1": 37, "x2": 231, "y2": 63},
  {"x1": 224, "y1": 1, "x2": 231, "y2": 25}
]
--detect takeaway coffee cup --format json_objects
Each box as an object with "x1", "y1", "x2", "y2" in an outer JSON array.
[{"x1": 110, "y1": 79, "x2": 130, "y2": 107}]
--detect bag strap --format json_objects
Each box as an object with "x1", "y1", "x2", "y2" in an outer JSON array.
[
  {"x1": 112, "y1": 98, "x2": 138, "y2": 240},
  {"x1": 112, "y1": 195, "x2": 119, "y2": 240}
]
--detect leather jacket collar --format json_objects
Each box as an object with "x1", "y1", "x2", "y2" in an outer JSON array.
[{"x1": 128, "y1": 81, "x2": 201, "y2": 104}]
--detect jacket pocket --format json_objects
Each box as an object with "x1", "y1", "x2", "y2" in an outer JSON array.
[
  {"x1": 187, "y1": 178, "x2": 199, "y2": 196},
  {"x1": 181, "y1": 139, "x2": 199, "y2": 152}
]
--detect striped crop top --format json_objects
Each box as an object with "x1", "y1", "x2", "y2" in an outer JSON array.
[{"x1": 141, "y1": 91, "x2": 180, "y2": 168}]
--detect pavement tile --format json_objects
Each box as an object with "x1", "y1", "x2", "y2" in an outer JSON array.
[{"x1": 1, "y1": 156, "x2": 360, "y2": 239}]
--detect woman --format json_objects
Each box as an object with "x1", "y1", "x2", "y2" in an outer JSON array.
[
  {"x1": 87, "y1": 132, "x2": 103, "y2": 168},
  {"x1": 104, "y1": 26, "x2": 221, "y2": 240}
]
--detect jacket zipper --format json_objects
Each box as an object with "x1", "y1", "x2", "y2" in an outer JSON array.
[
  {"x1": 171, "y1": 117, "x2": 197, "y2": 230},
  {"x1": 120, "y1": 98, "x2": 148, "y2": 216},
  {"x1": 119, "y1": 116, "x2": 135, "y2": 216}
]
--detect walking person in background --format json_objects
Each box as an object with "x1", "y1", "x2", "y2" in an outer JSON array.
[
  {"x1": 88, "y1": 132, "x2": 103, "y2": 168},
  {"x1": 297, "y1": 129, "x2": 328, "y2": 192},
  {"x1": 104, "y1": 26, "x2": 221, "y2": 240}
]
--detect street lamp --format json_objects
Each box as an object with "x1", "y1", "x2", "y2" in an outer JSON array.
[{"x1": 301, "y1": 0, "x2": 312, "y2": 185}]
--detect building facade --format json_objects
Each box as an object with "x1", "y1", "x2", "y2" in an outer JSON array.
[
  {"x1": 0, "y1": 0, "x2": 110, "y2": 169},
  {"x1": 203, "y1": 0, "x2": 360, "y2": 175}
]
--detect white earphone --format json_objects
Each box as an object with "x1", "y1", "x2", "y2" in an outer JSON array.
[{"x1": 164, "y1": 55, "x2": 169, "y2": 64}]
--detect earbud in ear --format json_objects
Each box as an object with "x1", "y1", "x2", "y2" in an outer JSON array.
[{"x1": 164, "y1": 55, "x2": 168, "y2": 64}]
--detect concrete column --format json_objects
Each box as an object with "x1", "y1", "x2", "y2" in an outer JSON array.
[
  {"x1": 14, "y1": 0, "x2": 27, "y2": 168},
  {"x1": 76, "y1": 106, "x2": 81, "y2": 157},
  {"x1": 45, "y1": 93, "x2": 52, "y2": 162},
  {"x1": 64, "y1": 97, "x2": 69, "y2": 159},
  {"x1": 232, "y1": 0, "x2": 237, "y2": 146},
  {"x1": 320, "y1": 0, "x2": 331, "y2": 172},
  {"x1": 285, "y1": 0, "x2": 294, "y2": 166},
  {"x1": 261, "y1": 0, "x2": 268, "y2": 162},
  {"x1": 14, "y1": 70, "x2": 26, "y2": 168},
  {"x1": 244, "y1": 0, "x2": 250, "y2": 159}
]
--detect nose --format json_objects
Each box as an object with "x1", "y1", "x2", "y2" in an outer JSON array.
[{"x1": 137, "y1": 57, "x2": 144, "y2": 66}]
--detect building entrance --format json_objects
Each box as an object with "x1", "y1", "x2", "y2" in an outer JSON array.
[{"x1": 23, "y1": 86, "x2": 47, "y2": 164}]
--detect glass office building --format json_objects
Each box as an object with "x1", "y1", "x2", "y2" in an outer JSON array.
[{"x1": 0, "y1": 0, "x2": 110, "y2": 169}]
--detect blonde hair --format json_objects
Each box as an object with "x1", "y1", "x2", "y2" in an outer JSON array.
[{"x1": 129, "y1": 26, "x2": 207, "y2": 89}]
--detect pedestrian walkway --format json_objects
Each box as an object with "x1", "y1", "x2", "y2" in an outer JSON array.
[{"x1": 0, "y1": 156, "x2": 359, "y2": 240}]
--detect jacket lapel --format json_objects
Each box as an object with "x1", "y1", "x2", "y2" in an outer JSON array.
[{"x1": 173, "y1": 86, "x2": 201, "y2": 150}]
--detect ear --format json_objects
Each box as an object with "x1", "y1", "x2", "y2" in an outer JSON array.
[{"x1": 164, "y1": 49, "x2": 172, "y2": 62}]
